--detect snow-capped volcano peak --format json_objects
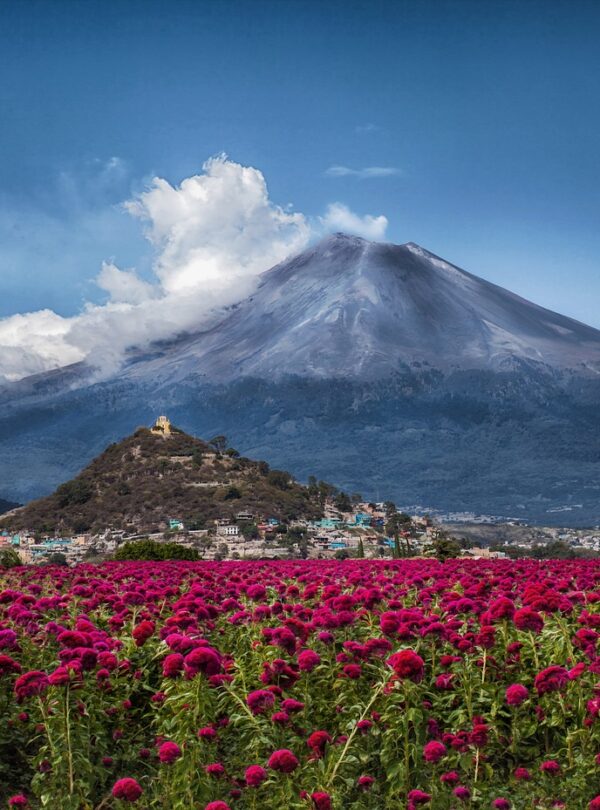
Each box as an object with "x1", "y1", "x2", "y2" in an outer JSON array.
[{"x1": 118, "y1": 234, "x2": 600, "y2": 384}]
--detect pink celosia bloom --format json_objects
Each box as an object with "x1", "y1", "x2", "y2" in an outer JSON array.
[
  {"x1": 387, "y1": 649, "x2": 425, "y2": 682},
  {"x1": 423, "y1": 740, "x2": 446, "y2": 763},
  {"x1": 245, "y1": 765, "x2": 267, "y2": 786},
  {"x1": 267, "y1": 748, "x2": 299, "y2": 773},
  {"x1": 157, "y1": 741, "x2": 181, "y2": 764},
  {"x1": 112, "y1": 778, "x2": 143, "y2": 802},
  {"x1": 505, "y1": 684, "x2": 528, "y2": 706},
  {"x1": 311, "y1": 793, "x2": 332, "y2": 810}
]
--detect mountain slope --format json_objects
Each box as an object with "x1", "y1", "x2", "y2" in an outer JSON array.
[
  {"x1": 118, "y1": 234, "x2": 600, "y2": 383},
  {"x1": 1, "y1": 424, "x2": 323, "y2": 534},
  {"x1": 2, "y1": 233, "x2": 600, "y2": 525}
]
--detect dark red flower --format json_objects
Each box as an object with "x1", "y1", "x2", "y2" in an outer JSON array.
[
  {"x1": 267, "y1": 748, "x2": 299, "y2": 773},
  {"x1": 112, "y1": 778, "x2": 143, "y2": 802},
  {"x1": 387, "y1": 650, "x2": 425, "y2": 683}
]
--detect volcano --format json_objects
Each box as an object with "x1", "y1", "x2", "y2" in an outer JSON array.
[{"x1": 3, "y1": 233, "x2": 600, "y2": 524}]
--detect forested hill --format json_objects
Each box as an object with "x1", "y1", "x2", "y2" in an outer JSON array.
[{"x1": 1, "y1": 424, "x2": 324, "y2": 534}]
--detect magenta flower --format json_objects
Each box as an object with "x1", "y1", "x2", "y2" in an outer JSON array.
[
  {"x1": 387, "y1": 649, "x2": 425, "y2": 682},
  {"x1": 14, "y1": 671, "x2": 49, "y2": 702},
  {"x1": 112, "y1": 778, "x2": 143, "y2": 802},
  {"x1": 267, "y1": 748, "x2": 300, "y2": 773},
  {"x1": 245, "y1": 764, "x2": 267, "y2": 786},
  {"x1": 423, "y1": 740, "x2": 446, "y2": 763},
  {"x1": 157, "y1": 741, "x2": 182, "y2": 764},
  {"x1": 311, "y1": 793, "x2": 332, "y2": 810},
  {"x1": 534, "y1": 666, "x2": 569, "y2": 695},
  {"x1": 298, "y1": 649, "x2": 321, "y2": 671},
  {"x1": 505, "y1": 684, "x2": 528, "y2": 706}
]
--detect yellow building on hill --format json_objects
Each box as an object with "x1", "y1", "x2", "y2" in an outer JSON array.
[{"x1": 151, "y1": 415, "x2": 172, "y2": 436}]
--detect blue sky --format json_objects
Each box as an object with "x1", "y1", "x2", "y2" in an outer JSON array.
[{"x1": 0, "y1": 0, "x2": 599, "y2": 341}]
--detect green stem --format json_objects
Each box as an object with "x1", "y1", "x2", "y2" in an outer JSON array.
[
  {"x1": 326, "y1": 678, "x2": 387, "y2": 787},
  {"x1": 65, "y1": 685, "x2": 75, "y2": 796}
]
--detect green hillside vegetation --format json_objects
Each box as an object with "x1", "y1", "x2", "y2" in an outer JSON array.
[{"x1": 1, "y1": 426, "x2": 324, "y2": 534}]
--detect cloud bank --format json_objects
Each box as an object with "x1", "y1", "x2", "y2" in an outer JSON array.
[{"x1": 0, "y1": 156, "x2": 389, "y2": 382}]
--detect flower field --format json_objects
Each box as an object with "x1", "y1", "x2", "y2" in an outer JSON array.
[{"x1": 2, "y1": 560, "x2": 600, "y2": 809}]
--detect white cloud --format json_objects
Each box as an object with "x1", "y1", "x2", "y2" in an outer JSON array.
[
  {"x1": 325, "y1": 165, "x2": 401, "y2": 179},
  {"x1": 321, "y1": 202, "x2": 388, "y2": 241},
  {"x1": 96, "y1": 262, "x2": 157, "y2": 305},
  {"x1": 0, "y1": 156, "x2": 390, "y2": 382},
  {"x1": 354, "y1": 123, "x2": 381, "y2": 135},
  {"x1": 0, "y1": 310, "x2": 84, "y2": 381},
  {"x1": 125, "y1": 155, "x2": 310, "y2": 293}
]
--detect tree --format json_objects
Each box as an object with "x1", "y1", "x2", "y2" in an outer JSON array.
[
  {"x1": 384, "y1": 501, "x2": 397, "y2": 518},
  {"x1": 432, "y1": 535, "x2": 461, "y2": 562},
  {"x1": 114, "y1": 540, "x2": 199, "y2": 561},
  {"x1": 192, "y1": 450, "x2": 204, "y2": 468},
  {"x1": 239, "y1": 521, "x2": 259, "y2": 540},
  {"x1": 209, "y1": 435, "x2": 228, "y2": 454},
  {"x1": 334, "y1": 491, "x2": 352, "y2": 512},
  {"x1": 0, "y1": 548, "x2": 21, "y2": 568},
  {"x1": 47, "y1": 552, "x2": 68, "y2": 566},
  {"x1": 356, "y1": 538, "x2": 365, "y2": 558},
  {"x1": 334, "y1": 549, "x2": 350, "y2": 560},
  {"x1": 267, "y1": 470, "x2": 291, "y2": 490},
  {"x1": 56, "y1": 479, "x2": 93, "y2": 508},
  {"x1": 223, "y1": 485, "x2": 242, "y2": 500}
]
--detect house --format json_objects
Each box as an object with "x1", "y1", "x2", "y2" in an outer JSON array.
[
  {"x1": 235, "y1": 511, "x2": 255, "y2": 522},
  {"x1": 217, "y1": 524, "x2": 240, "y2": 537},
  {"x1": 169, "y1": 519, "x2": 184, "y2": 531}
]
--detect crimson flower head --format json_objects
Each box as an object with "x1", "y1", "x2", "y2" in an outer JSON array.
[
  {"x1": 162, "y1": 653, "x2": 184, "y2": 678},
  {"x1": 534, "y1": 666, "x2": 569, "y2": 695},
  {"x1": 307, "y1": 730, "x2": 332, "y2": 757},
  {"x1": 505, "y1": 684, "x2": 528, "y2": 706},
  {"x1": 513, "y1": 608, "x2": 544, "y2": 634},
  {"x1": 204, "y1": 803, "x2": 231, "y2": 810},
  {"x1": 205, "y1": 763, "x2": 225, "y2": 777},
  {"x1": 184, "y1": 646, "x2": 222, "y2": 677},
  {"x1": 298, "y1": 649, "x2": 321, "y2": 672},
  {"x1": 157, "y1": 741, "x2": 182, "y2": 764},
  {"x1": 267, "y1": 748, "x2": 300, "y2": 773},
  {"x1": 454, "y1": 787, "x2": 470, "y2": 800},
  {"x1": 14, "y1": 671, "x2": 49, "y2": 702},
  {"x1": 132, "y1": 620, "x2": 155, "y2": 647},
  {"x1": 470, "y1": 723, "x2": 488, "y2": 748},
  {"x1": 311, "y1": 792, "x2": 332, "y2": 810},
  {"x1": 492, "y1": 800, "x2": 511, "y2": 809},
  {"x1": 423, "y1": 740, "x2": 446, "y2": 763},
  {"x1": 540, "y1": 760, "x2": 561, "y2": 775},
  {"x1": 198, "y1": 726, "x2": 217, "y2": 741},
  {"x1": 358, "y1": 775, "x2": 375, "y2": 789},
  {"x1": 8, "y1": 796, "x2": 28, "y2": 808},
  {"x1": 245, "y1": 765, "x2": 267, "y2": 787},
  {"x1": 0, "y1": 655, "x2": 21, "y2": 677},
  {"x1": 112, "y1": 778, "x2": 143, "y2": 802},
  {"x1": 408, "y1": 788, "x2": 432, "y2": 805},
  {"x1": 387, "y1": 650, "x2": 425, "y2": 683},
  {"x1": 589, "y1": 797, "x2": 600, "y2": 810},
  {"x1": 247, "y1": 689, "x2": 275, "y2": 715}
]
